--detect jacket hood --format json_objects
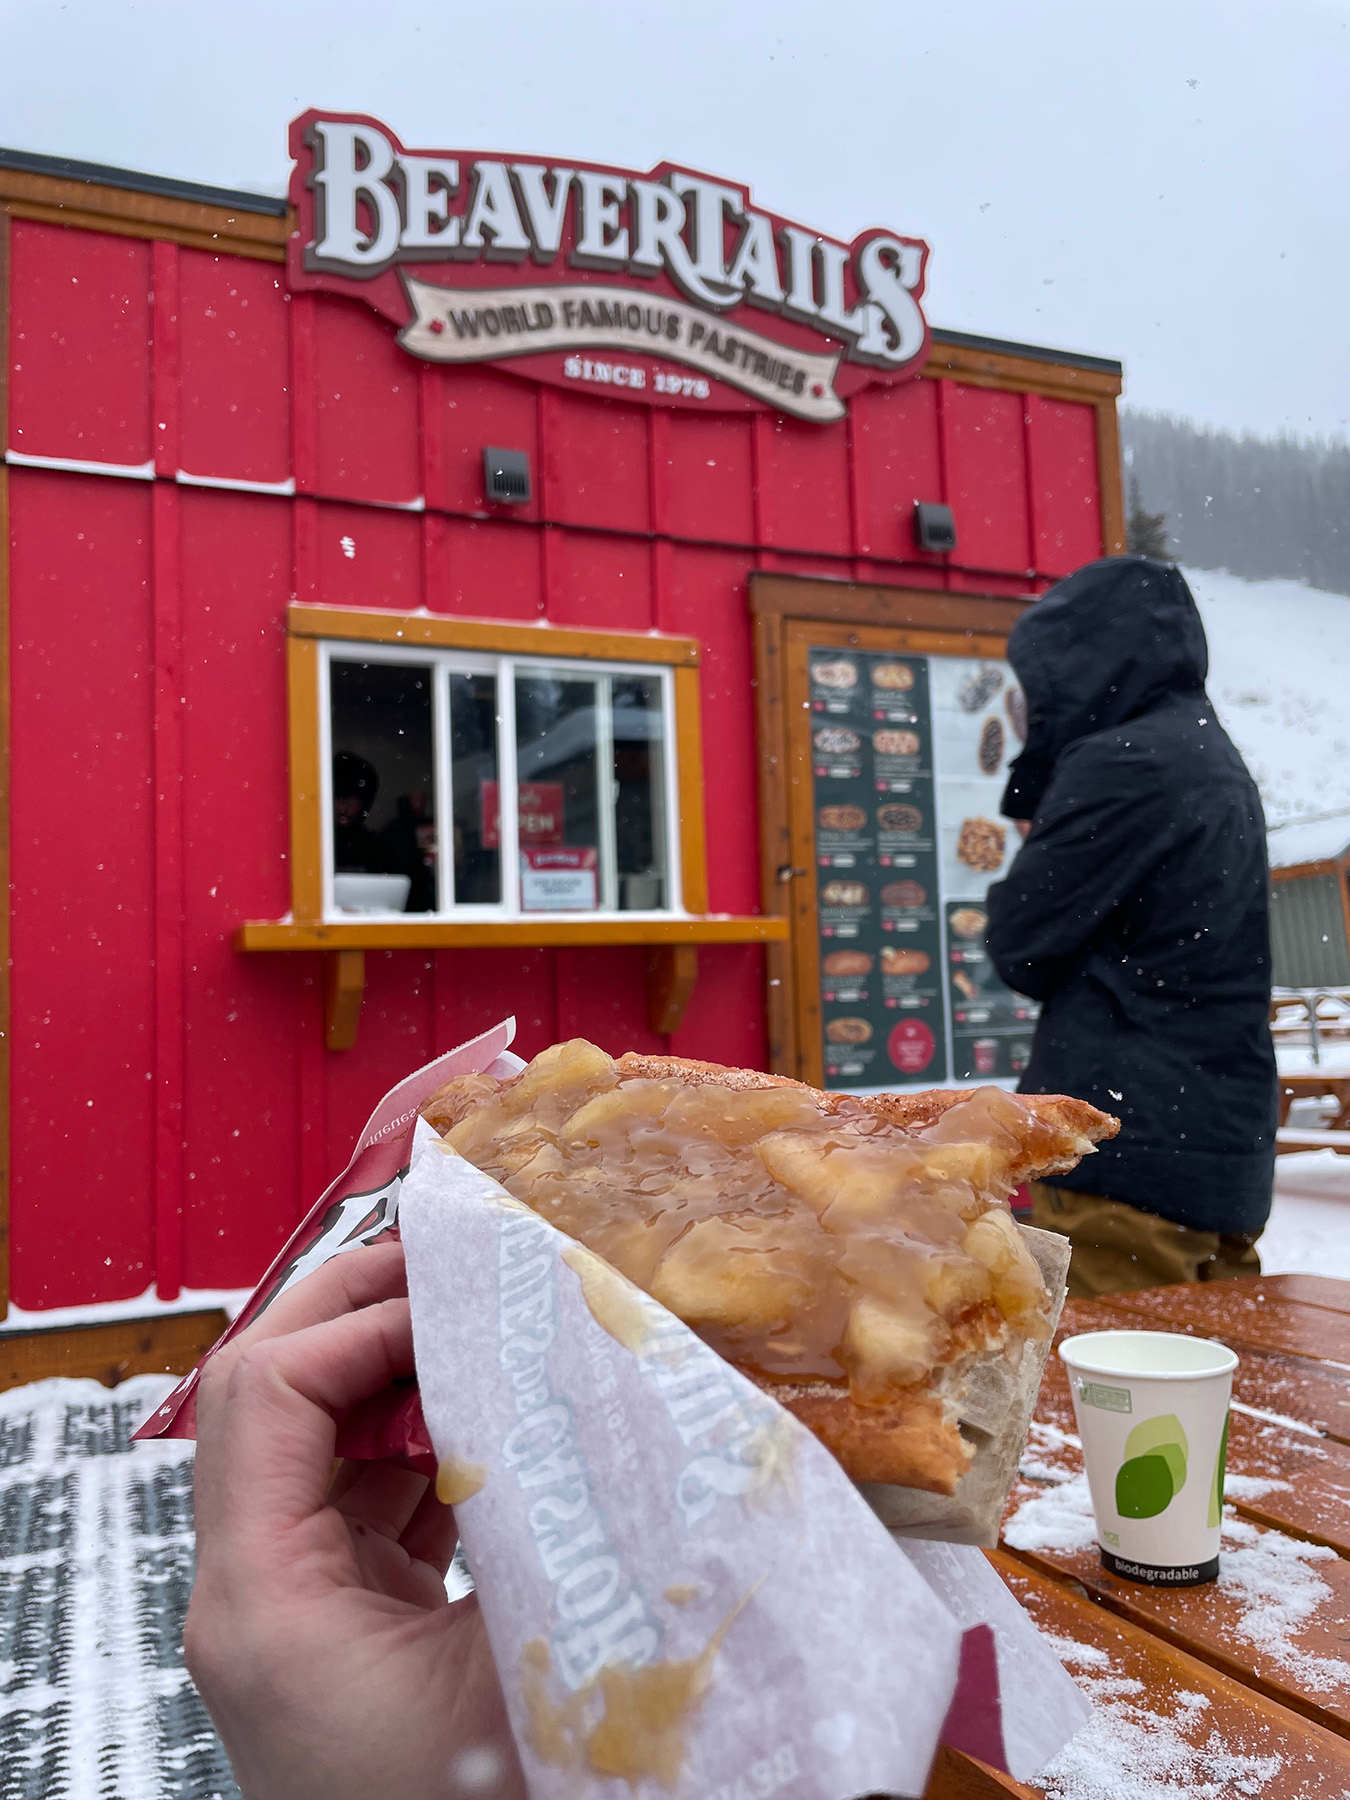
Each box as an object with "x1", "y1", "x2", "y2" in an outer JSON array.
[{"x1": 1000, "y1": 556, "x2": 1209, "y2": 819}]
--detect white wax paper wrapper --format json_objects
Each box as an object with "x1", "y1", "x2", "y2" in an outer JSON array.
[
  {"x1": 900, "y1": 1540, "x2": 1091, "y2": 1780},
  {"x1": 400, "y1": 1123, "x2": 1090, "y2": 1798}
]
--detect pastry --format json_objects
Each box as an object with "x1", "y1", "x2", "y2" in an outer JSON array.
[
  {"x1": 421, "y1": 1040, "x2": 1118, "y2": 1495},
  {"x1": 978, "y1": 716, "x2": 1005, "y2": 776},
  {"x1": 877, "y1": 803, "x2": 923, "y2": 834},
  {"x1": 817, "y1": 804, "x2": 867, "y2": 832},
  {"x1": 825, "y1": 1017, "x2": 873, "y2": 1046},
  {"x1": 871, "y1": 662, "x2": 915, "y2": 691},
  {"x1": 956, "y1": 818, "x2": 1006, "y2": 874},
  {"x1": 814, "y1": 727, "x2": 861, "y2": 757},
  {"x1": 822, "y1": 951, "x2": 874, "y2": 977},
  {"x1": 811, "y1": 659, "x2": 858, "y2": 690},
  {"x1": 958, "y1": 667, "x2": 1003, "y2": 714},
  {"x1": 881, "y1": 948, "x2": 930, "y2": 976},
  {"x1": 1006, "y1": 686, "x2": 1027, "y2": 744},
  {"x1": 873, "y1": 729, "x2": 920, "y2": 757},
  {"x1": 949, "y1": 907, "x2": 988, "y2": 940},
  {"x1": 881, "y1": 880, "x2": 926, "y2": 909},
  {"x1": 821, "y1": 880, "x2": 869, "y2": 907}
]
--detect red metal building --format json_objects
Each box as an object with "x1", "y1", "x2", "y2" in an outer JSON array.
[{"x1": 0, "y1": 126, "x2": 1123, "y2": 1321}]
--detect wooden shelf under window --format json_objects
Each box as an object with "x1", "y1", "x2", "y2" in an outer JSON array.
[
  {"x1": 233, "y1": 915, "x2": 788, "y2": 1050},
  {"x1": 234, "y1": 915, "x2": 787, "y2": 953}
]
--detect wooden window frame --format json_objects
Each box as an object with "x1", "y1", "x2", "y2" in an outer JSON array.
[
  {"x1": 235, "y1": 604, "x2": 785, "y2": 1048},
  {"x1": 280, "y1": 601, "x2": 711, "y2": 928}
]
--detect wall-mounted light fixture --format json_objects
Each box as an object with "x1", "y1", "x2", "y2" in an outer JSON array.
[
  {"x1": 483, "y1": 447, "x2": 532, "y2": 504},
  {"x1": 913, "y1": 501, "x2": 957, "y2": 553}
]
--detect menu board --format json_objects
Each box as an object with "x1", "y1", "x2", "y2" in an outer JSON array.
[{"x1": 808, "y1": 647, "x2": 1038, "y2": 1091}]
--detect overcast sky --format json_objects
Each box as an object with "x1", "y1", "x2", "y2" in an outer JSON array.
[{"x1": 1, "y1": 0, "x2": 1345, "y2": 440}]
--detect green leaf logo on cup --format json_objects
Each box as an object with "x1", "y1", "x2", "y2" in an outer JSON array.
[
  {"x1": 1115, "y1": 1414, "x2": 1189, "y2": 1519},
  {"x1": 1059, "y1": 1329, "x2": 1237, "y2": 1587},
  {"x1": 1208, "y1": 1413, "x2": 1229, "y2": 1529}
]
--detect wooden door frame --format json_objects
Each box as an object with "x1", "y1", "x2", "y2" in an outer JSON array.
[{"x1": 749, "y1": 572, "x2": 1032, "y2": 1079}]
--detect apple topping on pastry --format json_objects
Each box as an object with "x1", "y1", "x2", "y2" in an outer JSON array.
[{"x1": 422, "y1": 1041, "x2": 1117, "y2": 1493}]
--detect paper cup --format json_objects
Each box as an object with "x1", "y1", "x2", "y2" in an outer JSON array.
[{"x1": 1059, "y1": 1330, "x2": 1237, "y2": 1586}]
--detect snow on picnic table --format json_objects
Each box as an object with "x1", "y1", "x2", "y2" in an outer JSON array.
[{"x1": 1006, "y1": 1425, "x2": 1350, "y2": 1799}]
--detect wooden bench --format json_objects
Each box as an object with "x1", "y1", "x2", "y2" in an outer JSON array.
[
  {"x1": 1278, "y1": 1073, "x2": 1350, "y2": 1136},
  {"x1": 0, "y1": 1308, "x2": 228, "y2": 1393},
  {"x1": 1271, "y1": 992, "x2": 1350, "y2": 1071},
  {"x1": 1277, "y1": 1125, "x2": 1350, "y2": 1155}
]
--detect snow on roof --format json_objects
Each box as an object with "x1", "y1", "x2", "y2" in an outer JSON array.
[{"x1": 1267, "y1": 813, "x2": 1350, "y2": 870}]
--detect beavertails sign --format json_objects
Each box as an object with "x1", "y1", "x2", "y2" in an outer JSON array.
[{"x1": 288, "y1": 111, "x2": 932, "y2": 424}]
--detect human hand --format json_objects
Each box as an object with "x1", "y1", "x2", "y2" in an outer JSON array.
[{"x1": 184, "y1": 1240, "x2": 525, "y2": 1800}]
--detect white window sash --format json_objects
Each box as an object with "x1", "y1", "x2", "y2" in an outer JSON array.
[{"x1": 319, "y1": 641, "x2": 684, "y2": 923}]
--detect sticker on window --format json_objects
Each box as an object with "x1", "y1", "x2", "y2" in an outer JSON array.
[{"x1": 520, "y1": 846, "x2": 598, "y2": 911}]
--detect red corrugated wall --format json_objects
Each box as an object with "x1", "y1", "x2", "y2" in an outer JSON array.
[{"x1": 3, "y1": 219, "x2": 1109, "y2": 1309}]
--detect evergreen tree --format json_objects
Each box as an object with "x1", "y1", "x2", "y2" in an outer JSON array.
[
  {"x1": 1122, "y1": 411, "x2": 1350, "y2": 596},
  {"x1": 1126, "y1": 476, "x2": 1170, "y2": 559}
]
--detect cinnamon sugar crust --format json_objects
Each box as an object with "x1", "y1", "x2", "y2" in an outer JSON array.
[
  {"x1": 742, "y1": 1374, "x2": 970, "y2": 1493},
  {"x1": 611, "y1": 1052, "x2": 1116, "y2": 1180}
]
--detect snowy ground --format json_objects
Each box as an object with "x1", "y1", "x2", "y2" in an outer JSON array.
[{"x1": 1259, "y1": 1153, "x2": 1350, "y2": 1278}]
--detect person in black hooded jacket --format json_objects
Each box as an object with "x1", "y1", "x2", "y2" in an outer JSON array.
[{"x1": 985, "y1": 556, "x2": 1277, "y2": 1296}]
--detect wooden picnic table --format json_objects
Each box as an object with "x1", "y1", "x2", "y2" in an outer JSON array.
[
  {"x1": 1276, "y1": 1075, "x2": 1350, "y2": 1153},
  {"x1": 1278, "y1": 1075, "x2": 1350, "y2": 1130},
  {"x1": 1277, "y1": 1073, "x2": 1350, "y2": 1154},
  {"x1": 926, "y1": 1275, "x2": 1350, "y2": 1799}
]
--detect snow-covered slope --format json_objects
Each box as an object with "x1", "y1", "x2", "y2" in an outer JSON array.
[
  {"x1": 1186, "y1": 566, "x2": 1350, "y2": 831},
  {"x1": 1184, "y1": 568, "x2": 1350, "y2": 1266}
]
